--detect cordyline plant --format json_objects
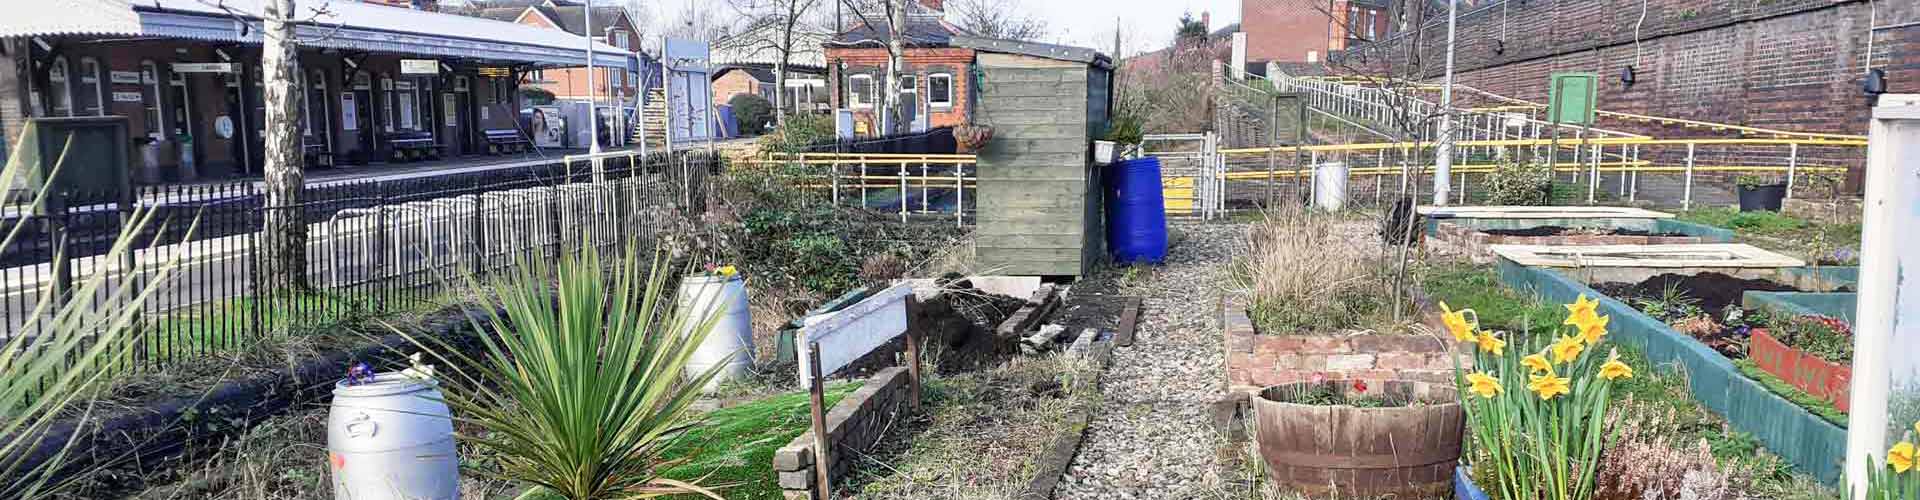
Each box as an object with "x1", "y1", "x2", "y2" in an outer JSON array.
[
  {"x1": 1445, "y1": 294, "x2": 1634, "y2": 500},
  {"x1": 405, "y1": 244, "x2": 730, "y2": 500},
  {"x1": 1, "y1": 135, "x2": 187, "y2": 498}
]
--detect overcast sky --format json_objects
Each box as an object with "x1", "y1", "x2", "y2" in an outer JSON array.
[{"x1": 1031, "y1": 0, "x2": 1243, "y2": 55}]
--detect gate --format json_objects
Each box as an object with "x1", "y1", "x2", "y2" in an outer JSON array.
[{"x1": 1141, "y1": 132, "x2": 1223, "y2": 220}]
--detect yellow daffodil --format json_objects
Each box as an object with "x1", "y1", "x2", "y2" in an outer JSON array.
[
  {"x1": 1891, "y1": 441, "x2": 1916, "y2": 473},
  {"x1": 1564, "y1": 294, "x2": 1600, "y2": 326},
  {"x1": 1440, "y1": 302, "x2": 1476, "y2": 342},
  {"x1": 1527, "y1": 372, "x2": 1571, "y2": 400},
  {"x1": 1599, "y1": 349, "x2": 1634, "y2": 380},
  {"x1": 1577, "y1": 314, "x2": 1611, "y2": 344},
  {"x1": 1913, "y1": 420, "x2": 1920, "y2": 441},
  {"x1": 1476, "y1": 330, "x2": 1506, "y2": 356},
  {"x1": 1466, "y1": 372, "x2": 1503, "y2": 398},
  {"x1": 1521, "y1": 352, "x2": 1553, "y2": 375},
  {"x1": 1551, "y1": 335, "x2": 1585, "y2": 364}
]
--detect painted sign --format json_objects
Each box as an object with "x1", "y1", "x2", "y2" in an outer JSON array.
[
  {"x1": 110, "y1": 71, "x2": 143, "y2": 85},
  {"x1": 400, "y1": 59, "x2": 439, "y2": 75},
  {"x1": 395, "y1": 81, "x2": 415, "y2": 91},
  {"x1": 112, "y1": 91, "x2": 143, "y2": 103},
  {"x1": 171, "y1": 63, "x2": 234, "y2": 74},
  {"x1": 214, "y1": 116, "x2": 235, "y2": 139},
  {"x1": 795, "y1": 282, "x2": 914, "y2": 389},
  {"x1": 340, "y1": 93, "x2": 358, "y2": 131}
]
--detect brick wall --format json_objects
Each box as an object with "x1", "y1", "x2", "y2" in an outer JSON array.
[
  {"x1": 1223, "y1": 299, "x2": 1466, "y2": 396},
  {"x1": 825, "y1": 47, "x2": 974, "y2": 134},
  {"x1": 772, "y1": 367, "x2": 912, "y2": 500},
  {"x1": 1348, "y1": 0, "x2": 1920, "y2": 136},
  {"x1": 515, "y1": 7, "x2": 639, "y2": 105},
  {"x1": 712, "y1": 69, "x2": 762, "y2": 107}
]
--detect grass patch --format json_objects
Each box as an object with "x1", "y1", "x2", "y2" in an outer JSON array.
[
  {"x1": 1420, "y1": 262, "x2": 1562, "y2": 336},
  {"x1": 656, "y1": 383, "x2": 861, "y2": 500},
  {"x1": 1678, "y1": 208, "x2": 1862, "y2": 263},
  {"x1": 140, "y1": 290, "x2": 375, "y2": 360},
  {"x1": 1734, "y1": 358, "x2": 1848, "y2": 427}
]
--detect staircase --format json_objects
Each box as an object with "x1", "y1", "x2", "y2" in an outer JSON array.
[{"x1": 631, "y1": 87, "x2": 668, "y2": 150}]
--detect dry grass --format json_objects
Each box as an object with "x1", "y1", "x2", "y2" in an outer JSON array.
[
  {"x1": 1237, "y1": 207, "x2": 1398, "y2": 335},
  {"x1": 845, "y1": 353, "x2": 1101, "y2": 499}
]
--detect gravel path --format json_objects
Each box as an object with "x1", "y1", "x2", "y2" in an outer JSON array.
[{"x1": 1056, "y1": 222, "x2": 1247, "y2": 500}]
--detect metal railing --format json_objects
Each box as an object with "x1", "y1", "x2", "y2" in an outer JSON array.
[
  {"x1": 3, "y1": 152, "x2": 716, "y2": 371},
  {"x1": 749, "y1": 152, "x2": 977, "y2": 227}
]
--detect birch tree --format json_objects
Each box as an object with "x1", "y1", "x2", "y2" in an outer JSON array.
[{"x1": 725, "y1": 0, "x2": 828, "y2": 125}]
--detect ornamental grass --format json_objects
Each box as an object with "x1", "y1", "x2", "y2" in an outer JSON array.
[{"x1": 1446, "y1": 295, "x2": 1634, "y2": 500}]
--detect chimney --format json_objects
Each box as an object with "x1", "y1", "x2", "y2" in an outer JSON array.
[
  {"x1": 1202, "y1": 11, "x2": 1211, "y2": 31},
  {"x1": 919, "y1": 0, "x2": 944, "y2": 13}
]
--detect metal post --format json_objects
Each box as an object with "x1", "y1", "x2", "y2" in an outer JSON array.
[
  {"x1": 831, "y1": 160, "x2": 842, "y2": 206},
  {"x1": 807, "y1": 343, "x2": 832, "y2": 498},
  {"x1": 920, "y1": 162, "x2": 930, "y2": 213},
  {"x1": 897, "y1": 162, "x2": 908, "y2": 222},
  {"x1": 1587, "y1": 143, "x2": 1599, "y2": 204},
  {"x1": 1683, "y1": 143, "x2": 1696, "y2": 210},
  {"x1": 954, "y1": 162, "x2": 965, "y2": 227},
  {"x1": 1629, "y1": 145, "x2": 1640, "y2": 202},
  {"x1": 1786, "y1": 143, "x2": 1799, "y2": 199},
  {"x1": 859, "y1": 161, "x2": 868, "y2": 210}
]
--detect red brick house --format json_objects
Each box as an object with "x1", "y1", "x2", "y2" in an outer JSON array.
[
  {"x1": 473, "y1": 0, "x2": 643, "y2": 107},
  {"x1": 1241, "y1": 0, "x2": 1392, "y2": 66},
  {"x1": 825, "y1": 0, "x2": 972, "y2": 135}
]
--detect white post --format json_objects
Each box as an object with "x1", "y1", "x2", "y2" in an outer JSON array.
[
  {"x1": 898, "y1": 162, "x2": 909, "y2": 222},
  {"x1": 584, "y1": 0, "x2": 600, "y2": 158},
  {"x1": 1587, "y1": 143, "x2": 1600, "y2": 204},
  {"x1": 1846, "y1": 94, "x2": 1920, "y2": 499},
  {"x1": 954, "y1": 162, "x2": 965, "y2": 227},
  {"x1": 1683, "y1": 143, "x2": 1695, "y2": 210},
  {"x1": 1786, "y1": 143, "x2": 1799, "y2": 199}
]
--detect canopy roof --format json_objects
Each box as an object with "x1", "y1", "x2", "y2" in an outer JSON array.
[{"x1": 1, "y1": 0, "x2": 631, "y2": 68}]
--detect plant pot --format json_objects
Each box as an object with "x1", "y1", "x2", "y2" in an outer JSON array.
[
  {"x1": 1252, "y1": 379, "x2": 1465, "y2": 498},
  {"x1": 1737, "y1": 183, "x2": 1787, "y2": 212},
  {"x1": 675, "y1": 274, "x2": 755, "y2": 393},
  {"x1": 1454, "y1": 465, "x2": 1492, "y2": 500}
]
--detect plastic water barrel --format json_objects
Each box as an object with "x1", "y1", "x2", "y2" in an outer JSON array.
[
  {"x1": 676, "y1": 275, "x2": 755, "y2": 392},
  {"x1": 1313, "y1": 162, "x2": 1349, "y2": 211},
  {"x1": 1106, "y1": 157, "x2": 1169, "y2": 264},
  {"x1": 328, "y1": 374, "x2": 459, "y2": 500}
]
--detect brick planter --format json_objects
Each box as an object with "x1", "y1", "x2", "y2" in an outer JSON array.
[
  {"x1": 772, "y1": 367, "x2": 912, "y2": 500},
  {"x1": 1431, "y1": 221, "x2": 1703, "y2": 263},
  {"x1": 1750, "y1": 329, "x2": 1852, "y2": 413},
  {"x1": 1222, "y1": 300, "x2": 1464, "y2": 396}
]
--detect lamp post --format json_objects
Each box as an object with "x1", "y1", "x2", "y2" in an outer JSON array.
[
  {"x1": 1433, "y1": 0, "x2": 1459, "y2": 206},
  {"x1": 584, "y1": 0, "x2": 601, "y2": 158}
]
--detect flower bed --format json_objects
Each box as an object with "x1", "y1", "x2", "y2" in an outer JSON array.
[
  {"x1": 1495, "y1": 260, "x2": 1848, "y2": 483},
  {"x1": 1750, "y1": 315, "x2": 1854, "y2": 413}
]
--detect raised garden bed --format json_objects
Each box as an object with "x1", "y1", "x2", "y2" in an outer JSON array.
[
  {"x1": 1495, "y1": 261, "x2": 1848, "y2": 483},
  {"x1": 1430, "y1": 216, "x2": 1729, "y2": 264},
  {"x1": 1222, "y1": 300, "x2": 1461, "y2": 396}
]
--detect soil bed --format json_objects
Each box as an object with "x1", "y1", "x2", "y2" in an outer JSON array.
[
  {"x1": 1593, "y1": 272, "x2": 1811, "y2": 319},
  {"x1": 1481, "y1": 226, "x2": 1687, "y2": 237}
]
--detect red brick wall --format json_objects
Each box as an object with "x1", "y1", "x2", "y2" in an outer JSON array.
[
  {"x1": 826, "y1": 47, "x2": 974, "y2": 134},
  {"x1": 1349, "y1": 0, "x2": 1920, "y2": 136},
  {"x1": 515, "y1": 8, "x2": 639, "y2": 105},
  {"x1": 1243, "y1": 0, "x2": 1389, "y2": 63},
  {"x1": 712, "y1": 69, "x2": 762, "y2": 107}
]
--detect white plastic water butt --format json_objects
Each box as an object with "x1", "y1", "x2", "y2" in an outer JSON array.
[
  {"x1": 1313, "y1": 162, "x2": 1349, "y2": 210},
  {"x1": 328, "y1": 373, "x2": 458, "y2": 500},
  {"x1": 677, "y1": 274, "x2": 755, "y2": 392}
]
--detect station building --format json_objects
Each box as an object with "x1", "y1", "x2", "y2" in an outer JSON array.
[{"x1": 0, "y1": 0, "x2": 633, "y2": 183}]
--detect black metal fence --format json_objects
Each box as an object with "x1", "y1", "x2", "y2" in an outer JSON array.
[
  {"x1": 3, "y1": 151, "x2": 717, "y2": 371},
  {"x1": 804, "y1": 127, "x2": 957, "y2": 155}
]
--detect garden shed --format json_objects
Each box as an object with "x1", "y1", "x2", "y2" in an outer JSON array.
[{"x1": 958, "y1": 36, "x2": 1115, "y2": 277}]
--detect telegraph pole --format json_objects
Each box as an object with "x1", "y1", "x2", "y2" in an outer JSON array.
[
  {"x1": 585, "y1": 0, "x2": 602, "y2": 159},
  {"x1": 1433, "y1": 0, "x2": 1459, "y2": 206}
]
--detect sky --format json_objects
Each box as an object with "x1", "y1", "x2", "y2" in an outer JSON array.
[{"x1": 1031, "y1": 0, "x2": 1243, "y2": 56}]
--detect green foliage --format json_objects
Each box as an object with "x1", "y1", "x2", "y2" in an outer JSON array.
[
  {"x1": 1482, "y1": 149, "x2": 1554, "y2": 206},
  {"x1": 730, "y1": 93, "x2": 774, "y2": 136},
  {"x1": 1734, "y1": 359, "x2": 1848, "y2": 426},
  {"x1": 408, "y1": 247, "x2": 727, "y2": 500},
  {"x1": 1633, "y1": 282, "x2": 1704, "y2": 323},
  {"x1": 1736, "y1": 174, "x2": 1784, "y2": 190},
  {"x1": 1777, "y1": 315, "x2": 1853, "y2": 364},
  {"x1": 757, "y1": 113, "x2": 836, "y2": 156},
  {"x1": 1421, "y1": 263, "x2": 1563, "y2": 337},
  {"x1": 740, "y1": 207, "x2": 860, "y2": 296},
  {"x1": 1175, "y1": 10, "x2": 1207, "y2": 39},
  {"x1": 657, "y1": 384, "x2": 861, "y2": 499},
  {"x1": 1105, "y1": 112, "x2": 1144, "y2": 146},
  {"x1": 1679, "y1": 208, "x2": 1808, "y2": 235}
]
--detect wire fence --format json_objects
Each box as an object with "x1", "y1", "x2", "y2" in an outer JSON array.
[{"x1": 2, "y1": 151, "x2": 718, "y2": 372}]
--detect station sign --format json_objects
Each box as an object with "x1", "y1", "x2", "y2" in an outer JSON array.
[
  {"x1": 171, "y1": 63, "x2": 234, "y2": 74},
  {"x1": 400, "y1": 59, "x2": 439, "y2": 75}
]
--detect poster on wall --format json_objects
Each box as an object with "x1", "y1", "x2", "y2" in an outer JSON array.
[
  {"x1": 530, "y1": 105, "x2": 565, "y2": 148},
  {"x1": 112, "y1": 91, "x2": 143, "y2": 103},
  {"x1": 110, "y1": 71, "x2": 142, "y2": 85},
  {"x1": 341, "y1": 93, "x2": 358, "y2": 131},
  {"x1": 663, "y1": 38, "x2": 712, "y2": 144},
  {"x1": 444, "y1": 94, "x2": 458, "y2": 127}
]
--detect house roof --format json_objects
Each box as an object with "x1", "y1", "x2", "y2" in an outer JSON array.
[
  {"x1": 826, "y1": 4, "x2": 967, "y2": 48},
  {"x1": 950, "y1": 35, "x2": 1111, "y2": 68},
  {"x1": 715, "y1": 66, "x2": 777, "y2": 84},
  {"x1": 0, "y1": 0, "x2": 632, "y2": 67},
  {"x1": 712, "y1": 22, "x2": 830, "y2": 69},
  {"x1": 542, "y1": 5, "x2": 633, "y2": 38}
]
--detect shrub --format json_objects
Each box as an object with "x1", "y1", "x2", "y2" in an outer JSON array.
[
  {"x1": 1595, "y1": 397, "x2": 1756, "y2": 500},
  {"x1": 730, "y1": 93, "x2": 774, "y2": 136},
  {"x1": 757, "y1": 113, "x2": 835, "y2": 156},
  {"x1": 1481, "y1": 148, "x2": 1553, "y2": 206},
  {"x1": 1736, "y1": 174, "x2": 1784, "y2": 190}
]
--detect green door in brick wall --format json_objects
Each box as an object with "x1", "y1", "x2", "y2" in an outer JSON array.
[{"x1": 1548, "y1": 73, "x2": 1598, "y2": 125}]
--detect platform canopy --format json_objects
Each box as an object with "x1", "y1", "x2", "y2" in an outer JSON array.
[{"x1": 0, "y1": 0, "x2": 632, "y2": 68}]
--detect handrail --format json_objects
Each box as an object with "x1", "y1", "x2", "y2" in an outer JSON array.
[{"x1": 1219, "y1": 135, "x2": 1867, "y2": 155}]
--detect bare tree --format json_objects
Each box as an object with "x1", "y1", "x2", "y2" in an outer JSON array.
[
  {"x1": 946, "y1": 0, "x2": 1047, "y2": 41},
  {"x1": 835, "y1": 0, "x2": 910, "y2": 135},
  {"x1": 661, "y1": 1, "x2": 737, "y2": 42},
  {"x1": 724, "y1": 0, "x2": 827, "y2": 125}
]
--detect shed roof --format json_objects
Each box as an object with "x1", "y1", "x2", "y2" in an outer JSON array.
[
  {"x1": 0, "y1": 0, "x2": 630, "y2": 67},
  {"x1": 950, "y1": 36, "x2": 1112, "y2": 68}
]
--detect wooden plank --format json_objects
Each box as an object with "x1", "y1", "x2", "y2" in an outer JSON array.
[
  {"x1": 1417, "y1": 205, "x2": 1675, "y2": 219},
  {"x1": 976, "y1": 233, "x2": 1087, "y2": 249},
  {"x1": 1115, "y1": 296, "x2": 1142, "y2": 347},
  {"x1": 1490, "y1": 243, "x2": 1805, "y2": 268}
]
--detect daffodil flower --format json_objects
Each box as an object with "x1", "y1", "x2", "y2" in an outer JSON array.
[
  {"x1": 1521, "y1": 352, "x2": 1553, "y2": 375},
  {"x1": 1564, "y1": 294, "x2": 1600, "y2": 327},
  {"x1": 1577, "y1": 314, "x2": 1611, "y2": 344},
  {"x1": 1551, "y1": 335, "x2": 1585, "y2": 364},
  {"x1": 1527, "y1": 371, "x2": 1571, "y2": 400},
  {"x1": 1440, "y1": 301, "x2": 1476, "y2": 343},
  {"x1": 1467, "y1": 372, "x2": 1503, "y2": 398},
  {"x1": 1598, "y1": 349, "x2": 1633, "y2": 381},
  {"x1": 1891, "y1": 441, "x2": 1916, "y2": 473},
  {"x1": 1476, "y1": 330, "x2": 1505, "y2": 356},
  {"x1": 716, "y1": 265, "x2": 738, "y2": 277}
]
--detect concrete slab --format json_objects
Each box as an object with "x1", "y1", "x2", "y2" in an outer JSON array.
[{"x1": 1417, "y1": 205, "x2": 1675, "y2": 219}]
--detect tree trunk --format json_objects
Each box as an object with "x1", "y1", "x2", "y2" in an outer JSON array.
[
  {"x1": 260, "y1": 0, "x2": 308, "y2": 291},
  {"x1": 883, "y1": 0, "x2": 905, "y2": 135}
]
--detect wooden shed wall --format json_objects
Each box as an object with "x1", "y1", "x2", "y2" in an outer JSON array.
[{"x1": 973, "y1": 53, "x2": 1096, "y2": 276}]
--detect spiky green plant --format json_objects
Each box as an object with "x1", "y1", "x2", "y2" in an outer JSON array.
[
  {"x1": 1, "y1": 134, "x2": 187, "y2": 498},
  {"x1": 406, "y1": 244, "x2": 730, "y2": 500}
]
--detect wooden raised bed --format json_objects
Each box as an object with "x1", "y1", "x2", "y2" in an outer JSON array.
[
  {"x1": 1750, "y1": 329, "x2": 1852, "y2": 413},
  {"x1": 1253, "y1": 379, "x2": 1464, "y2": 498}
]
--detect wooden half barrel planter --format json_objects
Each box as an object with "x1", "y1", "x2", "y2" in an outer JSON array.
[{"x1": 1253, "y1": 379, "x2": 1465, "y2": 498}]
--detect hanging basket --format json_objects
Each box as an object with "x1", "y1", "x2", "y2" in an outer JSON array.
[{"x1": 954, "y1": 125, "x2": 995, "y2": 153}]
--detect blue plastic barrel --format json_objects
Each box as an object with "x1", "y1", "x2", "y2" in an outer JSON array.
[{"x1": 1105, "y1": 157, "x2": 1169, "y2": 264}]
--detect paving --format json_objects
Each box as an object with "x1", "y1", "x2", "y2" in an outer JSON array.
[{"x1": 1056, "y1": 222, "x2": 1245, "y2": 500}]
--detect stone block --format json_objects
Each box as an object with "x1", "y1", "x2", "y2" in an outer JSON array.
[
  {"x1": 773, "y1": 446, "x2": 812, "y2": 470},
  {"x1": 1325, "y1": 354, "x2": 1376, "y2": 371},
  {"x1": 1350, "y1": 335, "x2": 1448, "y2": 353},
  {"x1": 1375, "y1": 352, "x2": 1429, "y2": 370},
  {"x1": 1298, "y1": 337, "x2": 1351, "y2": 353},
  {"x1": 779, "y1": 469, "x2": 816, "y2": 489}
]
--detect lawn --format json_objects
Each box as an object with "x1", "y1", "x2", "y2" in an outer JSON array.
[
  {"x1": 1678, "y1": 208, "x2": 1862, "y2": 264},
  {"x1": 1421, "y1": 263, "x2": 1837, "y2": 499},
  {"x1": 656, "y1": 382, "x2": 861, "y2": 500}
]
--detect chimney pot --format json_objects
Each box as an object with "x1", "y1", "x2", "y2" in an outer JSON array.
[{"x1": 920, "y1": 0, "x2": 945, "y2": 12}]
